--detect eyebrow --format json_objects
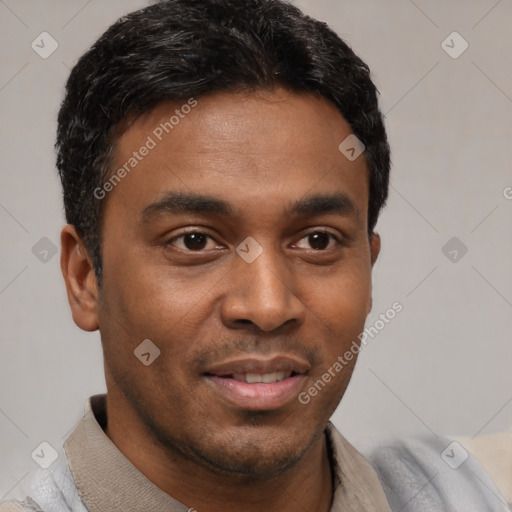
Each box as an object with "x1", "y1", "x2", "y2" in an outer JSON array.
[{"x1": 141, "y1": 191, "x2": 360, "y2": 222}]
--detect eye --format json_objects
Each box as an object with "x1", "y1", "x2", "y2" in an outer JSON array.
[
  {"x1": 294, "y1": 230, "x2": 340, "y2": 251},
  {"x1": 166, "y1": 231, "x2": 220, "y2": 252},
  {"x1": 165, "y1": 229, "x2": 340, "y2": 253}
]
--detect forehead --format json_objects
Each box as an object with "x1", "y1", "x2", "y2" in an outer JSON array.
[{"x1": 104, "y1": 88, "x2": 369, "y2": 224}]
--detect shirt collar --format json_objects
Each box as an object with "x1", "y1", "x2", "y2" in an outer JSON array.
[{"x1": 65, "y1": 394, "x2": 390, "y2": 512}]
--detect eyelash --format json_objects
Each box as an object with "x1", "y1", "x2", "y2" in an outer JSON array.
[{"x1": 165, "y1": 229, "x2": 342, "y2": 253}]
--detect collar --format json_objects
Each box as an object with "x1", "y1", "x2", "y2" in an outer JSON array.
[{"x1": 64, "y1": 394, "x2": 390, "y2": 512}]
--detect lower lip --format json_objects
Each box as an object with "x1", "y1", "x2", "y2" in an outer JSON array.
[{"x1": 204, "y1": 374, "x2": 306, "y2": 411}]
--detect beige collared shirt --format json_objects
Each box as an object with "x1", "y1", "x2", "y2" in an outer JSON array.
[{"x1": 63, "y1": 394, "x2": 391, "y2": 511}]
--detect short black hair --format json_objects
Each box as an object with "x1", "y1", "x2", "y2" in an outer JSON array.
[{"x1": 56, "y1": 0, "x2": 390, "y2": 283}]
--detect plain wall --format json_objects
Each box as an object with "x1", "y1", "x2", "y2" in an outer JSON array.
[{"x1": 1, "y1": 0, "x2": 511, "y2": 499}]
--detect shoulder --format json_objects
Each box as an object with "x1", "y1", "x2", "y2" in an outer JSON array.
[
  {"x1": 0, "y1": 450, "x2": 87, "y2": 512},
  {"x1": 364, "y1": 433, "x2": 511, "y2": 512}
]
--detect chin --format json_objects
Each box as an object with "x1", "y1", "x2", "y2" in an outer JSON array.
[
  {"x1": 192, "y1": 436, "x2": 309, "y2": 478},
  {"x1": 166, "y1": 417, "x2": 319, "y2": 479}
]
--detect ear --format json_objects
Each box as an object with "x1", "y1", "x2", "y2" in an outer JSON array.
[
  {"x1": 367, "y1": 232, "x2": 381, "y2": 313},
  {"x1": 370, "y1": 232, "x2": 381, "y2": 267},
  {"x1": 60, "y1": 225, "x2": 100, "y2": 331}
]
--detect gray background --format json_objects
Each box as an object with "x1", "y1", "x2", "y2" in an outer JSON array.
[{"x1": 1, "y1": 0, "x2": 511, "y2": 500}]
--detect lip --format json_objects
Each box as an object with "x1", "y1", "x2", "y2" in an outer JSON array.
[
  {"x1": 203, "y1": 355, "x2": 311, "y2": 377},
  {"x1": 204, "y1": 374, "x2": 307, "y2": 411},
  {"x1": 202, "y1": 355, "x2": 310, "y2": 411}
]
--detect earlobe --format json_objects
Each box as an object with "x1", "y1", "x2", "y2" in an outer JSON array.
[{"x1": 60, "y1": 225, "x2": 100, "y2": 332}]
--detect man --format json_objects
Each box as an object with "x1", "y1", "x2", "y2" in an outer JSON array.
[{"x1": 1, "y1": 1, "x2": 508, "y2": 511}]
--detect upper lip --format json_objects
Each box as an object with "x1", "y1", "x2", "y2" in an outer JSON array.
[{"x1": 203, "y1": 355, "x2": 311, "y2": 377}]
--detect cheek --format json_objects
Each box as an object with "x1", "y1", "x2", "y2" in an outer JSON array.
[
  {"x1": 136, "y1": 266, "x2": 218, "y2": 317},
  {"x1": 299, "y1": 264, "x2": 372, "y2": 376},
  {"x1": 102, "y1": 263, "x2": 219, "y2": 360},
  {"x1": 307, "y1": 265, "x2": 371, "y2": 326}
]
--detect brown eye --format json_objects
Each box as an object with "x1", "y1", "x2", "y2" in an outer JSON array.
[
  {"x1": 167, "y1": 232, "x2": 218, "y2": 252},
  {"x1": 308, "y1": 232, "x2": 331, "y2": 250},
  {"x1": 295, "y1": 230, "x2": 339, "y2": 251},
  {"x1": 182, "y1": 233, "x2": 208, "y2": 250}
]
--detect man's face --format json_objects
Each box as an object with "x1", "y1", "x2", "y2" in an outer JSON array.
[{"x1": 96, "y1": 88, "x2": 379, "y2": 476}]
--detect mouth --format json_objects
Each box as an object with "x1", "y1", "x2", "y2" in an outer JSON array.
[
  {"x1": 202, "y1": 356, "x2": 309, "y2": 411},
  {"x1": 230, "y1": 370, "x2": 294, "y2": 383}
]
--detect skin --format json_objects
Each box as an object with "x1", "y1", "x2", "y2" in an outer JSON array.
[{"x1": 61, "y1": 88, "x2": 380, "y2": 512}]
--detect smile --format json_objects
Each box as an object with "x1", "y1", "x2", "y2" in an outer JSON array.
[
  {"x1": 203, "y1": 355, "x2": 309, "y2": 411},
  {"x1": 231, "y1": 371, "x2": 292, "y2": 383}
]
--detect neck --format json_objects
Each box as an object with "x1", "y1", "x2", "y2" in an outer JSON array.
[{"x1": 104, "y1": 400, "x2": 333, "y2": 512}]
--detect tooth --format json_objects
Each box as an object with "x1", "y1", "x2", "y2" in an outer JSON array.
[
  {"x1": 245, "y1": 373, "x2": 262, "y2": 383},
  {"x1": 276, "y1": 371, "x2": 286, "y2": 381},
  {"x1": 262, "y1": 372, "x2": 277, "y2": 383},
  {"x1": 232, "y1": 374, "x2": 245, "y2": 382}
]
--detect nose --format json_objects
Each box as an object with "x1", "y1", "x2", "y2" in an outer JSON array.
[{"x1": 220, "y1": 245, "x2": 306, "y2": 332}]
